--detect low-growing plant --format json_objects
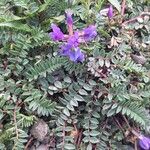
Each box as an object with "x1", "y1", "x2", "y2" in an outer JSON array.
[{"x1": 0, "y1": 0, "x2": 150, "y2": 149}]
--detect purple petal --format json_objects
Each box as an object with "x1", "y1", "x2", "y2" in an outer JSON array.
[
  {"x1": 65, "y1": 10, "x2": 73, "y2": 27},
  {"x1": 82, "y1": 25, "x2": 97, "y2": 41},
  {"x1": 59, "y1": 44, "x2": 71, "y2": 56},
  {"x1": 69, "y1": 51, "x2": 77, "y2": 62},
  {"x1": 49, "y1": 23, "x2": 64, "y2": 41},
  {"x1": 77, "y1": 52, "x2": 84, "y2": 62},
  {"x1": 68, "y1": 47, "x2": 84, "y2": 62},
  {"x1": 69, "y1": 49, "x2": 79, "y2": 62},
  {"x1": 139, "y1": 136, "x2": 150, "y2": 150},
  {"x1": 68, "y1": 32, "x2": 79, "y2": 47},
  {"x1": 107, "y1": 5, "x2": 113, "y2": 19}
]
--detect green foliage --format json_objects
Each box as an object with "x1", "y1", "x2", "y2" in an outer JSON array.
[
  {"x1": 105, "y1": 101, "x2": 150, "y2": 129},
  {"x1": 0, "y1": 0, "x2": 150, "y2": 149},
  {"x1": 26, "y1": 57, "x2": 66, "y2": 81},
  {"x1": 23, "y1": 87, "x2": 56, "y2": 116}
]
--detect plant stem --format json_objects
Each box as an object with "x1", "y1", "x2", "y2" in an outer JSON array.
[
  {"x1": 122, "y1": 115, "x2": 131, "y2": 129},
  {"x1": 134, "y1": 139, "x2": 138, "y2": 150},
  {"x1": 24, "y1": 137, "x2": 33, "y2": 150},
  {"x1": 121, "y1": 0, "x2": 126, "y2": 17},
  {"x1": 122, "y1": 12, "x2": 150, "y2": 26}
]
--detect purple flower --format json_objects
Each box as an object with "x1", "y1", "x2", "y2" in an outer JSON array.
[
  {"x1": 49, "y1": 23, "x2": 64, "y2": 41},
  {"x1": 60, "y1": 32, "x2": 79, "y2": 56},
  {"x1": 68, "y1": 47, "x2": 84, "y2": 62},
  {"x1": 107, "y1": 5, "x2": 113, "y2": 19},
  {"x1": 49, "y1": 10, "x2": 97, "y2": 63},
  {"x1": 82, "y1": 25, "x2": 97, "y2": 41},
  {"x1": 68, "y1": 32, "x2": 79, "y2": 47},
  {"x1": 65, "y1": 10, "x2": 73, "y2": 27},
  {"x1": 60, "y1": 44, "x2": 71, "y2": 56},
  {"x1": 139, "y1": 135, "x2": 150, "y2": 150}
]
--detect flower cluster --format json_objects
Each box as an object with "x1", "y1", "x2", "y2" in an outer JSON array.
[
  {"x1": 49, "y1": 10, "x2": 97, "y2": 62},
  {"x1": 139, "y1": 135, "x2": 150, "y2": 150}
]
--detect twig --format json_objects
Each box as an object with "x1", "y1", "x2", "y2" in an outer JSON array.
[
  {"x1": 24, "y1": 137, "x2": 33, "y2": 150},
  {"x1": 131, "y1": 129, "x2": 140, "y2": 137},
  {"x1": 134, "y1": 139, "x2": 138, "y2": 150},
  {"x1": 121, "y1": 0, "x2": 126, "y2": 17},
  {"x1": 122, "y1": 12, "x2": 150, "y2": 26},
  {"x1": 73, "y1": 123, "x2": 77, "y2": 131},
  {"x1": 72, "y1": 123, "x2": 78, "y2": 144},
  {"x1": 113, "y1": 117, "x2": 124, "y2": 133},
  {"x1": 102, "y1": 118, "x2": 108, "y2": 129},
  {"x1": 122, "y1": 115, "x2": 131, "y2": 129},
  {"x1": 77, "y1": 129, "x2": 83, "y2": 149},
  {"x1": 48, "y1": 136, "x2": 55, "y2": 148}
]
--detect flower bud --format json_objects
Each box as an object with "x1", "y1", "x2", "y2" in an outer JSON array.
[
  {"x1": 65, "y1": 10, "x2": 73, "y2": 27},
  {"x1": 107, "y1": 5, "x2": 113, "y2": 19},
  {"x1": 49, "y1": 24, "x2": 64, "y2": 41}
]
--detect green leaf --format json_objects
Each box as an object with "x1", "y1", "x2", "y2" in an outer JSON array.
[
  {"x1": 74, "y1": 95, "x2": 85, "y2": 101},
  {"x1": 67, "y1": 103, "x2": 75, "y2": 111},
  {"x1": 105, "y1": 59, "x2": 110, "y2": 68},
  {"x1": 89, "y1": 124, "x2": 98, "y2": 130},
  {"x1": 58, "y1": 118, "x2": 65, "y2": 125},
  {"x1": 65, "y1": 126, "x2": 74, "y2": 131},
  {"x1": 24, "y1": 97, "x2": 33, "y2": 102},
  {"x1": 143, "y1": 76, "x2": 149, "y2": 83},
  {"x1": 89, "y1": 80, "x2": 97, "y2": 86},
  {"x1": 130, "y1": 94, "x2": 143, "y2": 101},
  {"x1": 60, "y1": 114, "x2": 68, "y2": 121},
  {"x1": 87, "y1": 143, "x2": 92, "y2": 150},
  {"x1": 90, "y1": 137, "x2": 99, "y2": 143},
  {"x1": 0, "y1": 111, "x2": 3, "y2": 120},
  {"x1": 79, "y1": 89, "x2": 88, "y2": 96},
  {"x1": 64, "y1": 77, "x2": 72, "y2": 83},
  {"x1": 103, "y1": 104, "x2": 112, "y2": 110},
  {"x1": 122, "y1": 107, "x2": 127, "y2": 114},
  {"x1": 98, "y1": 58, "x2": 104, "y2": 67},
  {"x1": 111, "y1": 103, "x2": 118, "y2": 109},
  {"x1": 54, "y1": 81, "x2": 62, "y2": 89},
  {"x1": 83, "y1": 136, "x2": 90, "y2": 143},
  {"x1": 83, "y1": 130, "x2": 90, "y2": 136},
  {"x1": 83, "y1": 84, "x2": 93, "y2": 91},
  {"x1": 70, "y1": 99, "x2": 78, "y2": 107},
  {"x1": 63, "y1": 108, "x2": 70, "y2": 116},
  {"x1": 49, "y1": 86, "x2": 58, "y2": 91},
  {"x1": 38, "y1": 0, "x2": 52, "y2": 12},
  {"x1": 0, "y1": 21, "x2": 31, "y2": 32},
  {"x1": 116, "y1": 105, "x2": 122, "y2": 113},
  {"x1": 64, "y1": 143, "x2": 75, "y2": 150},
  {"x1": 92, "y1": 112, "x2": 100, "y2": 118},
  {"x1": 108, "y1": 0, "x2": 121, "y2": 12},
  {"x1": 0, "y1": 143, "x2": 5, "y2": 150},
  {"x1": 90, "y1": 118, "x2": 99, "y2": 124},
  {"x1": 107, "y1": 108, "x2": 116, "y2": 117},
  {"x1": 90, "y1": 130, "x2": 100, "y2": 136}
]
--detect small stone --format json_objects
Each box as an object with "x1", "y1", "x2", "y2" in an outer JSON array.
[
  {"x1": 131, "y1": 54, "x2": 146, "y2": 65},
  {"x1": 30, "y1": 120, "x2": 49, "y2": 142}
]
